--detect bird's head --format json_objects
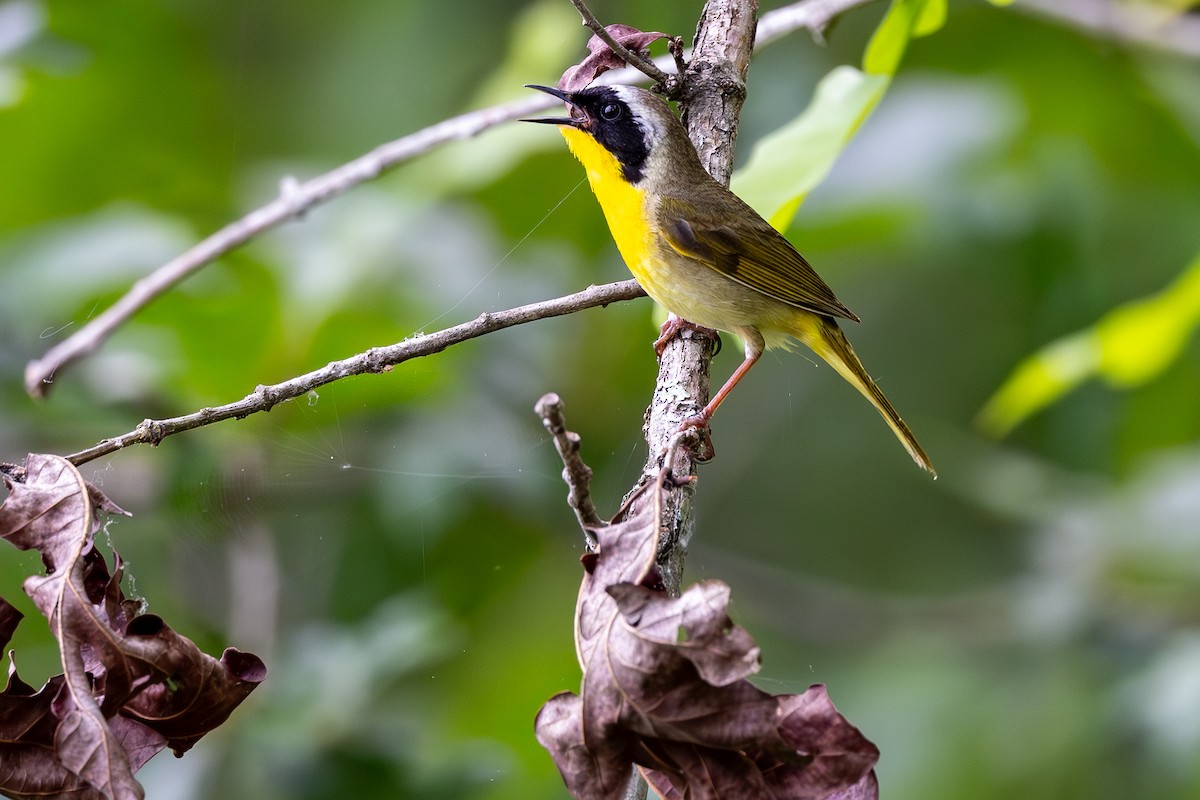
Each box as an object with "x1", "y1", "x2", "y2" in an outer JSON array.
[{"x1": 523, "y1": 84, "x2": 689, "y2": 185}]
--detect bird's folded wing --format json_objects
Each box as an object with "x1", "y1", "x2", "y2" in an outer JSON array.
[{"x1": 657, "y1": 195, "x2": 859, "y2": 323}]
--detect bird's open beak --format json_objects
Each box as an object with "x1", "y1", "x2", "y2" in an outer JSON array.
[{"x1": 521, "y1": 84, "x2": 584, "y2": 128}]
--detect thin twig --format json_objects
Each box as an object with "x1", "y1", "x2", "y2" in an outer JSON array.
[
  {"x1": 668, "y1": 37, "x2": 689, "y2": 76},
  {"x1": 64, "y1": 281, "x2": 645, "y2": 466},
  {"x1": 23, "y1": 0, "x2": 878, "y2": 400},
  {"x1": 535, "y1": 393, "x2": 604, "y2": 543},
  {"x1": 568, "y1": 0, "x2": 676, "y2": 90}
]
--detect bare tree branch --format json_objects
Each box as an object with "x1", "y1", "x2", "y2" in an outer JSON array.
[
  {"x1": 755, "y1": 0, "x2": 879, "y2": 44},
  {"x1": 535, "y1": 392, "x2": 604, "y2": 541},
  {"x1": 627, "y1": 0, "x2": 760, "y2": 600},
  {"x1": 548, "y1": 4, "x2": 876, "y2": 799},
  {"x1": 24, "y1": 93, "x2": 559, "y2": 399},
  {"x1": 64, "y1": 281, "x2": 645, "y2": 466},
  {"x1": 24, "y1": 0, "x2": 879, "y2": 400}
]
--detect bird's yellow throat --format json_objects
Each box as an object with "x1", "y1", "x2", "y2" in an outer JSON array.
[{"x1": 560, "y1": 127, "x2": 654, "y2": 283}]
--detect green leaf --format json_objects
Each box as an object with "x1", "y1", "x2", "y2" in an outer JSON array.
[
  {"x1": 731, "y1": 0, "x2": 946, "y2": 231},
  {"x1": 914, "y1": 0, "x2": 948, "y2": 37},
  {"x1": 731, "y1": 67, "x2": 890, "y2": 229},
  {"x1": 864, "y1": 0, "x2": 945, "y2": 75},
  {"x1": 978, "y1": 251, "x2": 1200, "y2": 437},
  {"x1": 863, "y1": 0, "x2": 912, "y2": 76}
]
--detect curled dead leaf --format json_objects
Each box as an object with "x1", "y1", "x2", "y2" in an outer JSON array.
[
  {"x1": 537, "y1": 488, "x2": 879, "y2": 800},
  {"x1": 0, "y1": 453, "x2": 266, "y2": 799},
  {"x1": 559, "y1": 24, "x2": 670, "y2": 92}
]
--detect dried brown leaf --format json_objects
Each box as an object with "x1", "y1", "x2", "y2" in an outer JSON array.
[
  {"x1": 537, "y1": 488, "x2": 879, "y2": 800},
  {"x1": 0, "y1": 453, "x2": 267, "y2": 799},
  {"x1": 119, "y1": 630, "x2": 267, "y2": 756},
  {"x1": 559, "y1": 24, "x2": 669, "y2": 92}
]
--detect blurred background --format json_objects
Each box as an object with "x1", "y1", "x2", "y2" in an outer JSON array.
[{"x1": 3, "y1": 0, "x2": 1200, "y2": 798}]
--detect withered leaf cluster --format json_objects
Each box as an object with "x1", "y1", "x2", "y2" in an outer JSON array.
[
  {"x1": 0, "y1": 454, "x2": 266, "y2": 800},
  {"x1": 559, "y1": 24, "x2": 669, "y2": 92},
  {"x1": 536, "y1": 488, "x2": 879, "y2": 800}
]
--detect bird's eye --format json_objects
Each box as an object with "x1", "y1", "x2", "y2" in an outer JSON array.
[{"x1": 600, "y1": 103, "x2": 622, "y2": 121}]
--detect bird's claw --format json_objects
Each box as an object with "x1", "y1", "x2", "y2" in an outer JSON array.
[
  {"x1": 675, "y1": 415, "x2": 715, "y2": 462},
  {"x1": 653, "y1": 316, "x2": 721, "y2": 360}
]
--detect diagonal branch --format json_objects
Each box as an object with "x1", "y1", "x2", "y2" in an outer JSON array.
[
  {"x1": 24, "y1": 93, "x2": 559, "y2": 399},
  {"x1": 23, "y1": 0, "x2": 879, "y2": 400},
  {"x1": 64, "y1": 280, "x2": 645, "y2": 466}
]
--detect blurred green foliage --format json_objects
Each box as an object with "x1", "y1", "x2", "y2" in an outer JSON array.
[
  {"x1": 980, "y1": 249, "x2": 1200, "y2": 437},
  {"x1": 734, "y1": 0, "x2": 946, "y2": 227},
  {"x1": 3, "y1": 0, "x2": 1200, "y2": 799}
]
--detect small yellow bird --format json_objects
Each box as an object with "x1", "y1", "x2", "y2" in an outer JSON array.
[{"x1": 524, "y1": 83, "x2": 934, "y2": 475}]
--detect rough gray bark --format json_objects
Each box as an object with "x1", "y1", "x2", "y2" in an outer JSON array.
[{"x1": 629, "y1": 0, "x2": 759, "y2": 597}]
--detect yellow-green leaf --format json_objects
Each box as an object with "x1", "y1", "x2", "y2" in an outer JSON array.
[
  {"x1": 978, "y1": 251, "x2": 1200, "y2": 437},
  {"x1": 864, "y1": 0, "x2": 943, "y2": 75},
  {"x1": 1095, "y1": 255, "x2": 1200, "y2": 385},
  {"x1": 731, "y1": 67, "x2": 890, "y2": 230},
  {"x1": 864, "y1": 0, "x2": 916, "y2": 76},
  {"x1": 977, "y1": 333, "x2": 1099, "y2": 439},
  {"x1": 730, "y1": 0, "x2": 947, "y2": 232},
  {"x1": 914, "y1": 0, "x2": 948, "y2": 37}
]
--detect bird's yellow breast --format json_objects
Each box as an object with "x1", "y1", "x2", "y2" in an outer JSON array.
[
  {"x1": 561, "y1": 127, "x2": 656, "y2": 284},
  {"x1": 559, "y1": 127, "x2": 764, "y2": 333}
]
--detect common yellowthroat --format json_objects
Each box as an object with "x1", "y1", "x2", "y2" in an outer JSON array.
[{"x1": 524, "y1": 84, "x2": 934, "y2": 475}]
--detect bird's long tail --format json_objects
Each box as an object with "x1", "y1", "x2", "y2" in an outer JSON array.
[{"x1": 792, "y1": 315, "x2": 936, "y2": 476}]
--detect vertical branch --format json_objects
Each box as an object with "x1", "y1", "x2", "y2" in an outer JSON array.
[
  {"x1": 619, "y1": 12, "x2": 758, "y2": 797},
  {"x1": 682, "y1": 0, "x2": 759, "y2": 184},
  {"x1": 630, "y1": 0, "x2": 759, "y2": 596}
]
